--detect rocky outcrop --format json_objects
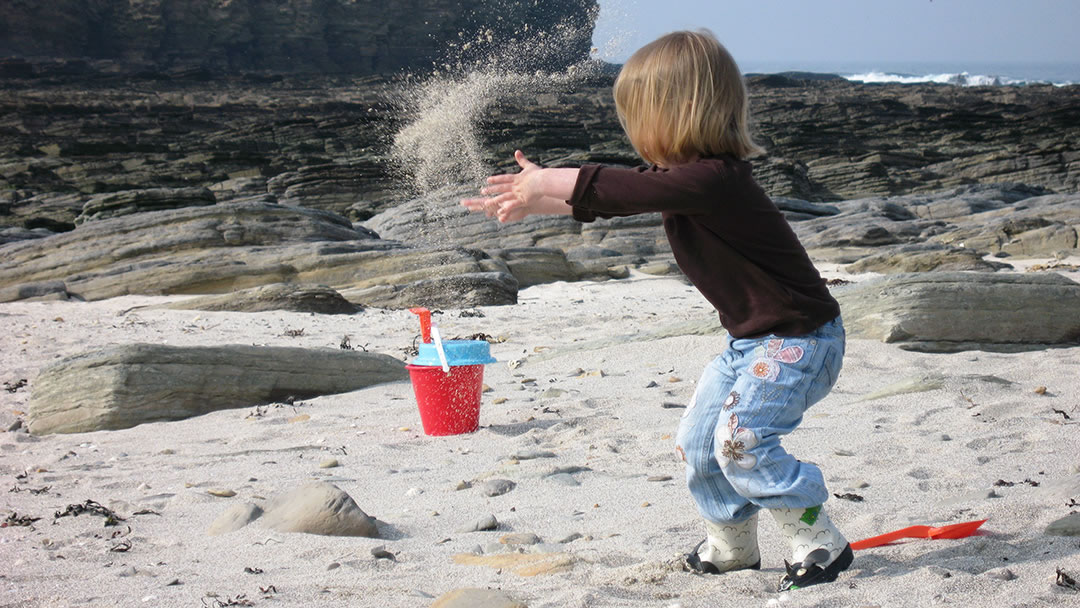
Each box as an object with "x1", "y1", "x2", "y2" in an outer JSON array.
[
  {"x1": 835, "y1": 272, "x2": 1080, "y2": 352},
  {"x1": 0, "y1": 0, "x2": 597, "y2": 75},
  {"x1": 3, "y1": 185, "x2": 1076, "y2": 308},
  {"x1": 2, "y1": 77, "x2": 1077, "y2": 234},
  {"x1": 162, "y1": 283, "x2": 359, "y2": 314},
  {"x1": 76, "y1": 187, "x2": 216, "y2": 224},
  {"x1": 27, "y1": 343, "x2": 410, "y2": 434},
  {"x1": 0, "y1": 201, "x2": 517, "y2": 308}
]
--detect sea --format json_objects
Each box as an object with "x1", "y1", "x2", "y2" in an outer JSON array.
[{"x1": 739, "y1": 60, "x2": 1080, "y2": 87}]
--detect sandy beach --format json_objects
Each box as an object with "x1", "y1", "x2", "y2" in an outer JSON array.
[{"x1": 2, "y1": 261, "x2": 1078, "y2": 608}]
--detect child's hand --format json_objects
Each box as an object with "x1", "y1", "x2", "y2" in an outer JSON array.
[
  {"x1": 461, "y1": 150, "x2": 577, "y2": 222},
  {"x1": 461, "y1": 150, "x2": 539, "y2": 221}
]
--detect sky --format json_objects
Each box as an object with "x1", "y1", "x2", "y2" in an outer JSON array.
[{"x1": 592, "y1": 0, "x2": 1080, "y2": 69}]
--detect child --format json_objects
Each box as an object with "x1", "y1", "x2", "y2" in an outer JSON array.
[{"x1": 462, "y1": 29, "x2": 851, "y2": 591}]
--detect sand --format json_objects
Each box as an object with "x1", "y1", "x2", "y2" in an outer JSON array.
[{"x1": 2, "y1": 264, "x2": 1079, "y2": 607}]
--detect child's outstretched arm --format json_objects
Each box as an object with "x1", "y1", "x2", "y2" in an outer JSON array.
[{"x1": 461, "y1": 150, "x2": 579, "y2": 223}]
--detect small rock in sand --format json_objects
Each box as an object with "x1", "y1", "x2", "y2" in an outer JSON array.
[
  {"x1": 259, "y1": 481, "x2": 379, "y2": 538},
  {"x1": 319, "y1": 458, "x2": 340, "y2": 468},
  {"x1": 499, "y1": 533, "x2": 541, "y2": 545},
  {"x1": 984, "y1": 567, "x2": 1017, "y2": 581},
  {"x1": 457, "y1": 514, "x2": 499, "y2": 533},
  {"x1": 547, "y1": 473, "x2": 580, "y2": 486},
  {"x1": 1045, "y1": 512, "x2": 1080, "y2": 537},
  {"x1": 207, "y1": 502, "x2": 264, "y2": 536},
  {"x1": 481, "y1": 479, "x2": 516, "y2": 497},
  {"x1": 509, "y1": 449, "x2": 556, "y2": 460}
]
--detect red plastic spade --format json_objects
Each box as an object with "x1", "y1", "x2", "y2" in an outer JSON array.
[
  {"x1": 410, "y1": 307, "x2": 432, "y2": 343},
  {"x1": 851, "y1": 519, "x2": 987, "y2": 551}
]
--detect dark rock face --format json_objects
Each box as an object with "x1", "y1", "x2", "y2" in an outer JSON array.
[{"x1": 0, "y1": 0, "x2": 598, "y2": 75}]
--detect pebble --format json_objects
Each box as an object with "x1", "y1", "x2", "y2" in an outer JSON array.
[
  {"x1": 405, "y1": 487, "x2": 423, "y2": 497},
  {"x1": 327, "y1": 562, "x2": 340, "y2": 570},
  {"x1": 834, "y1": 449, "x2": 855, "y2": 457},
  {"x1": 644, "y1": 381, "x2": 659, "y2": 388},
  {"x1": 371, "y1": 546, "x2": 396, "y2": 560},
  {"x1": 454, "y1": 480, "x2": 472, "y2": 491},
  {"x1": 207, "y1": 488, "x2": 236, "y2": 498},
  {"x1": 492, "y1": 397, "x2": 508, "y2": 405},
  {"x1": 1045, "y1": 512, "x2": 1080, "y2": 536},
  {"x1": 510, "y1": 449, "x2": 556, "y2": 460},
  {"x1": 647, "y1": 475, "x2": 673, "y2": 482},
  {"x1": 481, "y1": 479, "x2": 516, "y2": 497},
  {"x1": 499, "y1": 533, "x2": 541, "y2": 545},
  {"x1": 457, "y1": 514, "x2": 499, "y2": 533},
  {"x1": 319, "y1": 458, "x2": 340, "y2": 469},
  {"x1": 558, "y1": 532, "x2": 583, "y2": 544},
  {"x1": 984, "y1": 567, "x2": 1017, "y2": 581},
  {"x1": 547, "y1": 473, "x2": 580, "y2": 486}
]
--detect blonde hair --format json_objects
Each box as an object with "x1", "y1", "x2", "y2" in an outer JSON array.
[{"x1": 614, "y1": 29, "x2": 764, "y2": 166}]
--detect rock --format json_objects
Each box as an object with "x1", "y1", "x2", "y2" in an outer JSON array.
[
  {"x1": 450, "y1": 552, "x2": 574, "y2": 577},
  {"x1": 76, "y1": 187, "x2": 216, "y2": 224},
  {"x1": 207, "y1": 503, "x2": 264, "y2": 536},
  {"x1": 546, "y1": 473, "x2": 580, "y2": 487},
  {"x1": 1045, "y1": 513, "x2": 1080, "y2": 537},
  {"x1": 0, "y1": 201, "x2": 517, "y2": 307},
  {"x1": 490, "y1": 248, "x2": 578, "y2": 288},
  {"x1": 836, "y1": 272, "x2": 1080, "y2": 352},
  {"x1": 162, "y1": 283, "x2": 359, "y2": 314},
  {"x1": 341, "y1": 271, "x2": 518, "y2": 309},
  {"x1": 0, "y1": 1, "x2": 597, "y2": 76},
  {"x1": 508, "y1": 450, "x2": 557, "y2": 461},
  {"x1": 0, "y1": 280, "x2": 71, "y2": 303},
  {"x1": 984, "y1": 567, "x2": 1017, "y2": 581},
  {"x1": 27, "y1": 343, "x2": 409, "y2": 434},
  {"x1": 260, "y1": 482, "x2": 378, "y2": 537},
  {"x1": 430, "y1": 588, "x2": 528, "y2": 608},
  {"x1": 480, "y1": 479, "x2": 516, "y2": 497},
  {"x1": 456, "y1": 514, "x2": 499, "y2": 533},
  {"x1": 0, "y1": 226, "x2": 54, "y2": 245},
  {"x1": 844, "y1": 243, "x2": 1010, "y2": 273},
  {"x1": 500, "y1": 533, "x2": 541, "y2": 546}
]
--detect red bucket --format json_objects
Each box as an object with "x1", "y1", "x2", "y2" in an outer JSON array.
[{"x1": 406, "y1": 364, "x2": 484, "y2": 436}]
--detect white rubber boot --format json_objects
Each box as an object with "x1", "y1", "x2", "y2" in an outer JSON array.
[
  {"x1": 770, "y1": 506, "x2": 853, "y2": 590},
  {"x1": 685, "y1": 513, "x2": 761, "y2": 574}
]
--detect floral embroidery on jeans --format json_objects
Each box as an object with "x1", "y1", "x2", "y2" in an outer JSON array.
[
  {"x1": 718, "y1": 427, "x2": 759, "y2": 470},
  {"x1": 750, "y1": 339, "x2": 805, "y2": 382},
  {"x1": 750, "y1": 358, "x2": 780, "y2": 381},
  {"x1": 766, "y1": 339, "x2": 805, "y2": 364},
  {"x1": 722, "y1": 390, "x2": 740, "y2": 411}
]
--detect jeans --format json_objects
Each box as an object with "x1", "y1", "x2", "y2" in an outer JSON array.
[{"x1": 675, "y1": 316, "x2": 845, "y2": 525}]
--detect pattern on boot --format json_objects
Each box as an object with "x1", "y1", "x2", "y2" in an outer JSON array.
[
  {"x1": 686, "y1": 513, "x2": 761, "y2": 574},
  {"x1": 770, "y1": 506, "x2": 852, "y2": 589}
]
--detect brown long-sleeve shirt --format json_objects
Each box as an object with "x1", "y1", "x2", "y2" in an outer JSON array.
[{"x1": 568, "y1": 156, "x2": 840, "y2": 338}]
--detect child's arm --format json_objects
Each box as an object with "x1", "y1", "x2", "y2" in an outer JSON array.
[{"x1": 461, "y1": 150, "x2": 578, "y2": 223}]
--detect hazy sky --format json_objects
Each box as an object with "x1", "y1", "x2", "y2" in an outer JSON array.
[{"x1": 593, "y1": 0, "x2": 1080, "y2": 67}]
